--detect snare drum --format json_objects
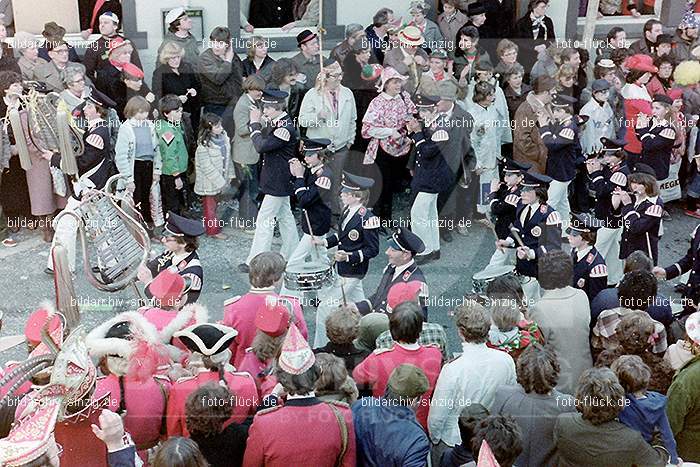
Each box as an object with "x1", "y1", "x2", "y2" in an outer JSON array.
[
  {"x1": 471, "y1": 264, "x2": 516, "y2": 294},
  {"x1": 284, "y1": 264, "x2": 336, "y2": 291}
]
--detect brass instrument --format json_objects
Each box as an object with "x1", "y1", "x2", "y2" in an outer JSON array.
[
  {"x1": 53, "y1": 174, "x2": 151, "y2": 294},
  {"x1": 7, "y1": 85, "x2": 84, "y2": 173}
]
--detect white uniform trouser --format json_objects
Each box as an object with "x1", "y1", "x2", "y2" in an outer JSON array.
[
  {"x1": 314, "y1": 276, "x2": 365, "y2": 347},
  {"x1": 47, "y1": 196, "x2": 81, "y2": 272},
  {"x1": 411, "y1": 192, "x2": 440, "y2": 255},
  {"x1": 285, "y1": 233, "x2": 329, "y2": 271},
  {"x1": 245, "y1": 195, "x2": 299, "y2": 264},
  {"x1": 547, "y1": 180, "x2": 571, "y2": 233},
  {"x1": 595, "y1": 226, "x2": 623, "y2": 285}
]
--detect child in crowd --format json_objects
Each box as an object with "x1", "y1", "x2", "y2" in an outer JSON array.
[
  {"x1": 195, "y1": 113, "x2": 232, "y2": 239},
  {"x1": 611, "y1": 355, "x2": 680, "y2": 466}
]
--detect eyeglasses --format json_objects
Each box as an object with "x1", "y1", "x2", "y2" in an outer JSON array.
[
  {"x1": 71, "y1": 77, "x2": 85, "y2": 85},
  {"x1": 327, "y1": 72, "x2": 343, "y2": 78}
]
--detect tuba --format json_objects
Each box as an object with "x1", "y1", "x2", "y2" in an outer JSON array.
[
  {"x1": 8, "y1": 82, "x2": 84, "y2": 173},
  {"x1": 52, "y1": 174, "x2": 151, "y2": 294}
]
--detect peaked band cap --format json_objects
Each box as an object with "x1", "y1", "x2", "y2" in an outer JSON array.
[
  {"x1": 414, "y1": 94, "x2": 439, "y2": 107},
  {"x1": 174, "y1": 323, "x2": 238, "y2": 356},
  {"x1": 277, "y1": 323, "x2": 315, "y2": 374},
  {"x1": 521, "y1": 171, "x2": 552, "y2": 188},
  {"x1": 388, "y1": 227, "x2": 425, "y2": 255},
  {"x1": 341, "y1": 171, "x2": 374, "y2": 192},
  {"x1": 302, "y1": 137, "x2": 331, "y2": 153},
  {"x1": 567, "y1": 212, "x2": 604, "y2": 234},
  {"x1": 164, "y1": 211, "x2": 205, "y2": 237},
  {"x1": 503, "y1": 159, "x2": 530, "y2": 173},
  {"x1": 261, "y1": 88, "x2": 289, "y2": 104}
]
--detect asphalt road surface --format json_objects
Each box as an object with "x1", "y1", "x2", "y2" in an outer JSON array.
[{"x1": 0, "y1": 194, "x2": 696, "y2": 365}]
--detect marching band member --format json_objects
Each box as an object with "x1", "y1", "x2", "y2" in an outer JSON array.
[
  {"x1": 617, "y1": 164, "x2": 664, "y2": 265},
  {"x1": 239, "y1": 89, "x2": 300, "y2": 273},
  {"x1": 354, "y1": 228, "x2": 429, "y2": 318},
  {"x1": 495, "y1": 171, "x2": 562, "y2": 301},
  {"x1": 286, "y1": 137, "x2": 334, "y2": 272},
  {"x1": 587, "y1": 137, "x2": 630, "y2": 285},
  {"x1": 312, "y1": 172, "x2": 380, "y2": 347},
  {"x1": 566, "y1": 213, "x2": 609, "y2": 302},
  {"x1": 45, "y1": 94, "x2": 114, "y2": 275},
  {"x1": 407, "y1": 94, "x2": 453, "y2": 264},
  {"x1": 483, "y1": 159, "x2": 528, "y2": 268},
  {"x1": 653, "y1": 223, "x2": 700, "y2": 319},
  {"x1": 637, "y1": 93, "x2": 677, "y2": 183},
  {"x1": 538, "y1": 93, "x2": 582, "y2": 233},
  {"x1": 138, "y1": 212, "x2": 205, "y2": 304},
  {"x1": 167, "y1": 323, "x2": 259, "y2": 437}
]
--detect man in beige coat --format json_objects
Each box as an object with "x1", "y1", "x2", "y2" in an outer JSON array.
[
  {"x1": 512, "y1": 75, "x2": 554, "y2": 175},
  {"x1": 529, "y1": 250, "x2": 593, "y2": 395}
]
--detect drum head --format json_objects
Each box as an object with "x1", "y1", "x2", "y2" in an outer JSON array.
[{"x1": 473, "y1": 264, "x2": 515, "y2": 281}]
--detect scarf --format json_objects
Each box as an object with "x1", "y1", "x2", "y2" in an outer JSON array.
[{"x1": 531, "y1": 14, "x2": 546, "y2": 39}]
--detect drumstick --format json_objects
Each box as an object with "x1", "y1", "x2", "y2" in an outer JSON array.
[
  {"x1": 509, "y1": 225, "x2": 526, "y2": 248},
  {"x1": 303, "y1": 210, "x2": 321, "y2": 261},
  {"x1": 340, "y1": 276, "x2": 347, "y2": 307}
]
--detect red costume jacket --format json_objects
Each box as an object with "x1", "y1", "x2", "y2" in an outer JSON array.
[
  {"x1": 222, "y1": 287, "x2": 307, "y2": 367},
  {"x1": 166, "y1": 368, "x2": 259, "y2": 437},
  {"x1": 352, "y1": 344, "x2": 442, "y2": 429},
  {"x1": 243, "y1": 397, "x2": 356, "y2": 467}
]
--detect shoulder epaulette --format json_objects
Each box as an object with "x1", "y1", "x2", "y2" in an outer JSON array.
[
  {"x1": 645, "y1": 204, "x2": 663, "y2": 218},
  {"x1": 363, "y1": 216, "x2": 380, "y2": 229},
  {"x1": 559, "y1": 128, "x2": 575, "y2": 140},
  {"x1": 505, "y1": 194, "x2": 519, "y2": 206},
  {"x1": 610, "y1": 172, "x2": 627, "y2": 187},
  {"x1": 273, "y1": 127, "x2": 291, "y2": 142},
  {"x1": 659, "y1": 127, "x2": 676, "y2": 139},
  {"x1": 86, "y1": 133, "x2": 105, "y2": 150},
  {"x1": 590, "y1": 264, "x2": 608, "y2": 278},
  {"x1": 431, "y1": 129, "x2": 449, "y2": 142},
  {"x1": 315, "y1": 176, "x2": 332, "y2": 190},
  {"x1": 546, "y1": 211, "x2": 561, "y2": 226},
  {"x1": 223, "y1": 295, "x2": 242, "y2": 306}
]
